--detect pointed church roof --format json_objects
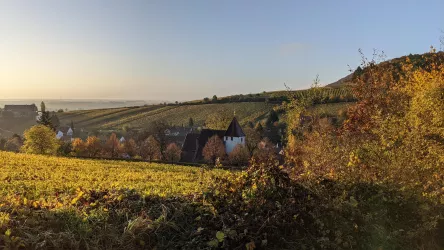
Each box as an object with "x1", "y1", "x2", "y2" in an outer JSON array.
[{"x1": 224, "y1": 117, "x2": 245, "y2": 137}]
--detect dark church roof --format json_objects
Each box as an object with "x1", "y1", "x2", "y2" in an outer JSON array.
[
  {"x1": 224, "y1": 117, "x2": 245, "y2": 137},
  {"x1": 181, "y1": 133, "x2": 199, "y2": 152},
  {"x1": 180, "y1": 133, "x2": 200, "y2": 163}
]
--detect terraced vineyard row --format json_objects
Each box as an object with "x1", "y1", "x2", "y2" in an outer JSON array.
[
  {"x1": 59, "y1": 102, "x2": 276, "y2": 130},
  {"x1": 75, "y1": 105, "x2": 166, "y2": 128},
  {"x1": 59, "y1": 107, "x2": 132, "y2": 124},
  {"x1": 101, "y1": 106, "x2": 177, "y2": 129}
]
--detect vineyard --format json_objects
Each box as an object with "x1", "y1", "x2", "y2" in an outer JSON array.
[
  {"x1": 186, "y1": 86, "x2": 356, "y2": 104},
  {"x1": 0, "y1": 151, "x2": 234, "y2": 248},
  {"x1": 59, "y1": 102, "x2": 276, "y2": 130},
  {"x1": 0, "y1": 151, "x2": 230, "y2": 199},
  {"x1": 268, "y1": 86, "x2": 355, "y2": 101},
  {"x1": 57, "y1": 87, "x2": 356, "y2": 132}
]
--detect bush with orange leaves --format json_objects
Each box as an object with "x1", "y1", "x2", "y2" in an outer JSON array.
[
  {"x1": 202, "y1": 135, "x2": 226, "y2": 166},
  {"x1": 164, "y1": 143, "x2": 181, "y2": 163},
  {"x1": 281, "y1": 51, "x2": 444, "y2": 248},
  {"x1": 228, "y1": 144, "x2": 250, "y2": 167}
]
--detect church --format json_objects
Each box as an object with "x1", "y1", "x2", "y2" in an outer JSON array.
[{"x1": 180, "y1": 117, "x2": 245, "y2": 163}]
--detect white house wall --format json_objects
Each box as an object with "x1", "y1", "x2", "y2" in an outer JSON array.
[{"x1": 224, "y1": 136, "x2": 245, "y2": 154}]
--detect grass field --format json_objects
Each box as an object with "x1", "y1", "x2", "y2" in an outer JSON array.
[{"x1": 59, "y1": 102, "x2": 276, "y2": 130}]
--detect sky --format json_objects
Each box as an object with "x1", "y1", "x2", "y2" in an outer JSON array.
[{"x1": 0, "y1": 0, "x2": 443, "y2": 101}]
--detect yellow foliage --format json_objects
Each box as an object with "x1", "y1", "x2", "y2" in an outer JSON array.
[{"x1": 0, "y1": 151, "x2": 232, "y2": 209}]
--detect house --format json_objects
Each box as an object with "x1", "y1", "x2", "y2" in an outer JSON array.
[
  {"x1": 4, "y1": 104, "x2": 38, "y2": 118},
  {"x1": 56, "y1": 126, "x2": 74, "y2": 141},
  {"x1": 223, "y1": 117, "x2": 246, "y2": 154},
  {"x1": 120, "y1": 136, "x2": 126, "y2": 143},
  {"x1": 180, "y1": 117, "x2": 246, "y2": 163}
]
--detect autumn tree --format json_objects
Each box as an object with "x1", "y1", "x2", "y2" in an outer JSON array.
[
  {"x1": 243, "y1": 127, "x2": 261, "y2": 154},
  {"x1": 123, "y1": 138, "x2": 138, "y2": 157},
  {"x1": 58, "y1": 141, "x2": 73, "y2": 156},
  {"x1": 104, "y1": 133, "x2": 121, "y2": 158},
  {"x1": 164, "y1": 143, "x2": 181, "y2": 163},
  {"x1": 139, "y1": 135, "x2": 161, "y2": 161},
  {"x1": 22, "y1": 125, "x2": 60, "y2": 155},
  {"x1": 72, "y1": 138, "x2": 86, "y2": 156},
  {"x1": 284, "y1": 51, "x2": 444, "y2": 196},
  {"x1": 202, "y1": 135, "x2": 226, "y2": 165},
  {"x1": 4, "y1": 136, "x2": 22, "y2": 152},
  {"x1": 228, "y1": 144, "x2": 250, "y2": 166},
  {"x1": 147, "y1": 121, "x2": 168, "y2": 158},
  {"x1": 85, "y1": 136, "x2": 102, "y2": 157},
  {"x1": 253, "y1": 138, "x2": 278, "y2": 164}
]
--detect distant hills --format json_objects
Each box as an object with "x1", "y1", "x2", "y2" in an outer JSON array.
[{"x1": 0, "y1": 100, "x2": 169, "y2": 112}]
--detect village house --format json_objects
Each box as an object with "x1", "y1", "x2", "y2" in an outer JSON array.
[
  {"x1": 3, "y1": 104, "x2": 38, "y2": 118},
  {"x1": 180, "y1": 117, "x2": 245, "y2": 163},
  {"x1": 56, "y1": 126, "x2": 74, "y2": 141}
]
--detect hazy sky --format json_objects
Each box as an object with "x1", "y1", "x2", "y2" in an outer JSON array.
[{"x1": 0, "y1": 0, "x2": 443, "y2": 101}]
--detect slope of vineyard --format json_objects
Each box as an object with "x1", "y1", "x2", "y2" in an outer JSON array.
[
  {"x1": 59, "y1": 102, "x2": 276, "y2": 130},
  {"x1": 0, "y1": 151, "x2": 229, "y2": 199},
  {"x1": 0, "y1": 151, "x2": 234, "y2": 249}
]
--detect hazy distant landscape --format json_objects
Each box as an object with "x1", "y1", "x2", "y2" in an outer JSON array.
[{"x1": 0, "y1": 99, "x2": 168, "y2": 111}]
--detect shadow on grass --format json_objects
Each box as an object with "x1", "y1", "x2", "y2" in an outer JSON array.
[{"x1": 1, "y1": 181, "x2": 443, "y2": 249}]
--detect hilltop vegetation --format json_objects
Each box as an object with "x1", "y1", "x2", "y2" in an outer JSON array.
[
  {"x1": 187, "y1": 86, "x2": 355, "y2": 104},
  {"x1": 328, "y1": 51, "x2": 444, "y2": 87}
]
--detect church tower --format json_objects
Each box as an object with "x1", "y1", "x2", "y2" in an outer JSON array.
[{"x1": 223, "y1": 117, "x2": 246, "y2": 154}]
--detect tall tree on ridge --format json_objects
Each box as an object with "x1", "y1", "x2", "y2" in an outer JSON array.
[{"x1": 37, "y1": 101, "x2": 54, "y2": 130}]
